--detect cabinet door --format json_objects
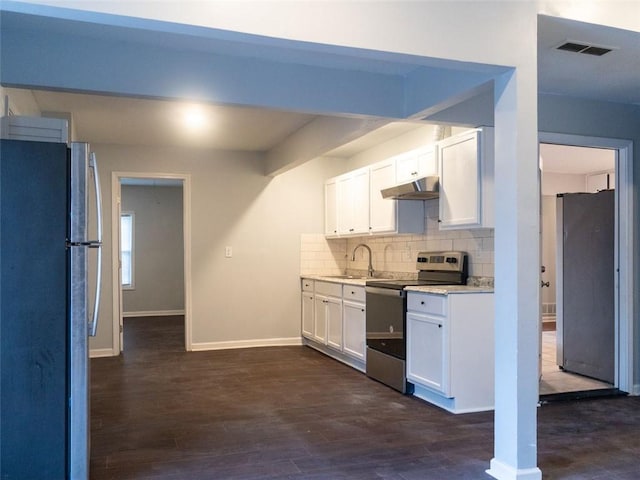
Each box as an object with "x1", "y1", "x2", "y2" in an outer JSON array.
[
  {"x1": 416, "y1": 145, "x2": 437, "y2": 177},
  {"x1": 326, "y1": 296, "x2": 343, "y2": 350},
  {"x1": 369, "y1": 159, "x2": 397, "y2": 233},
  {"x1": 407, "y1": 312, "x2": 449, "y2": 396},
  {"x1": 395, "y1": 151, "x2": 419, "y2": 184},
  {"x1": 313, "y1": 295, "x2": 328, "y2": 344},
  {"x1": 438, "y1": 130, "x2": 481, "y2": 229},
  {"x1": 338, "y1": 168, "x2": 369, "y2": 235},
  {"x1": 343, "y1": 301, "x2": 366, "y2": 361},
  {"x1": 396, "y1": 146, "x2": 437, "y2": 183},
  {"x1": 324, "y1": 179, "x2": 338, "y2": 236},
  {"x1": 301, "y1": 292, "x2": 314, "y2": 339},
  {"x1": 586, "y1": 172, "x2": 611, "y2": 192}
]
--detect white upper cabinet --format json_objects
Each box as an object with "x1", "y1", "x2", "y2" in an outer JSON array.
[
  {"x1": 438, "y1": 127, "x2": 494, "y2": 230},
  {"x1": 337, "y1": 167, "x2": 370, "y2": 235},
  {"x1": 324, "y1": 178, "x2": 338, "y2": 237},
  {"x1": 586, "y1": 171, "x2": 615, "y2": 192},
  {"x1": 369, "y1": 159, "x2": 397, "y2": 233},
  {"x1": 395, "y1": 145, "x2": 437, "y2": 184},
  {"x1": 325, "y1": 156, "x2": 425, "y2": 238}
]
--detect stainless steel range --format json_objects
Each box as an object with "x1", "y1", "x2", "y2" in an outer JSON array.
[{"x1": 365, "y1": 251, "x2": 468, "y2": 393}]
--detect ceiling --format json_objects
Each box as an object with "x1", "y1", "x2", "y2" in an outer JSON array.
[
  {"x1": 31, "y1": 90, "x2": 317, "y2": 151},
  {"x1": 7, "y1": 13, "x2": 640, "y2": 165},
  {"x1": 538, "y1": 15, "x2": 640, "y2": 106},
  {"x1": 539, "y1": 143, "x2": 615, "y2": 175}
]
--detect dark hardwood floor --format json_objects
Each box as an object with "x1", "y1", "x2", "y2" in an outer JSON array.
[{"x1": 91, "y1": 316, "x2": 640, "y2": 479}]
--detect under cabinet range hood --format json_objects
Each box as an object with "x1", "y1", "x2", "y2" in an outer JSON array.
[{"x1": 381, "y1": 176, "x2": 439, "y2": 200}]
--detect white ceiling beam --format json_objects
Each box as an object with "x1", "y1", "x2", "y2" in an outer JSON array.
[{"x1": 264, "y1": 116, "x2": 389, "y2": 177}]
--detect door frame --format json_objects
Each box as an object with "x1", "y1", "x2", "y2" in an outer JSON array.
[
  {"x1": 539, "y1": 132, "x2": 634, "y2": 394},
  {"x1": 111, "y1": 171, "x2": 193, "y2": 352}
]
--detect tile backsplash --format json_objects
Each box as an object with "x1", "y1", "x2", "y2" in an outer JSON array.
[{"x1": 300, "y1": 200, "x2": 494, "y2": 282}]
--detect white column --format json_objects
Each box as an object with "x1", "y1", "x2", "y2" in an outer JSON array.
[{"x1": 486, "y1": 69, "x2": 542, "y2": 480}]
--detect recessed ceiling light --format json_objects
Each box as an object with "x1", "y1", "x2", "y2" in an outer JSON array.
[{"x1": 182, "y1": 104, "x2": 208, "y2": 131}]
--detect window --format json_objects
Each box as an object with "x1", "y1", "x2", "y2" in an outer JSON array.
[{"x1": 121, "y1": 212, "x2": 134, "y2": 288}]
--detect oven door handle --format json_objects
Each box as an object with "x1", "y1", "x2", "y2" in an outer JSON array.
[{"x1": 365, "y1": 286, "x2": 407, "y2": 297}]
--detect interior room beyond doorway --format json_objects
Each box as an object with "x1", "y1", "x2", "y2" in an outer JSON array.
[
  {"x1": 115, "y1": 176, "x2": 188, "y2": 352},
  {"x1": 539, "y1": 143, "x2": 616, "y2": 397}
]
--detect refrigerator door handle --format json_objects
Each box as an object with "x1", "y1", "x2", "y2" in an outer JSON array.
[{"x1": 88, "y1": 152, "x2": 102, "y2": 337}]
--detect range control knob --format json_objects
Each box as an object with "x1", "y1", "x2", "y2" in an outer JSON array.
[{"x1": 446, "y1": 257, "x2": 458, "y2": 264}]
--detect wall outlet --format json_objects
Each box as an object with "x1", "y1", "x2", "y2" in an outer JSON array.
[{"x1": 225, "y1": 246, "x2": 233, "y2": 258}]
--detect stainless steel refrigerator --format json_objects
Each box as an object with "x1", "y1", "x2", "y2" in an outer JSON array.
[
  {"x1": 1, "y1": 139, "x2": 102, "y2": 479},
  {"x1": 556, "y1": 190, "x2": 614, "y2": 384}
]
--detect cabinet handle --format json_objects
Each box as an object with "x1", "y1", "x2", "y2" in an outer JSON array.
[
  {"x1": 438, "y1": 324, "x2": 442, "y2": 328},
  {"x1": 351, "y1": 291, "x2": 355, "y2": 294},
  {"x1": 411, "y1": 171, "x2": 418, "y2": 176},
  {"x1": 361, "y1": 309, "x2": 365, "y2": 312},
  {"x1": 349, "y1": 228, "x2": 354, "y2": 232},
  {"x1": 420, "y1": 301, "x2": 425, "y2": 305}
]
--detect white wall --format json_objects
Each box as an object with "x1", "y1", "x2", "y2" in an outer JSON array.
[
  {"x1": 90, "y1": 143, "x2": 340, "y2": 352},
  {"x1": 0, "y1": 87, "x2": 40, "y2": 116},
  {"x1": 121, "y1": 185, "x2": 184, "y2": 315},
  {"x1": 542, "y1": 172, "x2": 588, "y2": 196}
]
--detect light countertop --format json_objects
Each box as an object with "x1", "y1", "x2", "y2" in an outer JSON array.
[
  {"x1": 405, "y1": 285, "x2": 494, "y2": 295},
  {"x1": 301, "y1": 275, "x2": 493, "y2": 293},
  {"x1": 301, "y1": 275, "x2": 375, "y2": 286}
]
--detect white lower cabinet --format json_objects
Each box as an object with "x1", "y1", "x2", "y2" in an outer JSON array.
[
  {"x1": 301, "y1": 279, "x2": 366, "y2": 372},
  {"x1": 301, "y1": 291, "x2": 315, "y2": 339},
  {"x1": 326, "y1": 296, "x2": 343, "y2": 350},
  {"x1": 343, "y1": 300, "x2": 366, "y2": 361},
  {"x1": 407, "y1": 312, "x2": 446, "y2": 394},
  {"x1": 407, "y1": 291, "x2": 494, "y2": 413},
  {"x1": 301, "y1": 279, "x2": 315, "y2": 339},
  {"x1": 311, "y1": 281, "x2": 343, "y2": 348},
  {"x1": 314, "y1": 293, "x2": 342, "y2": 346},
  {"x1": 313, "y1": 295, "x2": 329, "y2": 343}
]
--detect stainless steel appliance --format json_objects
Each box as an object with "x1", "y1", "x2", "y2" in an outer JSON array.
[
  {"x1": 380, "y1": 175, "x2": 439, "y2": 200},
  {"x1": 1, "y1": 138, "x2": 102, "y2": 479},
  {"x1": 556, "y1": 190, "x2": 614, "y2": 384},
  {"x1": 365, "y1": 251, "x2": 467, "y2": 393}
]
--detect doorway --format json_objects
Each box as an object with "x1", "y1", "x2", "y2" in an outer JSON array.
[
  {"x1": 111, "y1": 172, "x2": 192, "y2": 353},
  {"x1": 538, "y1": 133, "x2": 634, "y2": 397}
]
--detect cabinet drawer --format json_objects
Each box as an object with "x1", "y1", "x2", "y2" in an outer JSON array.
[
  {"x1": 301, "y1": 279, "x2": 314, "y2": 292},
  {"x1": 407, "y1": 293, "x2": 446, "y2": 316},
  {"x1": 343, "y1": 285, "x2": 365, "y2": 302},
  {"x1": 315, "y1": 281, "x2": 342, "y2": 297}
]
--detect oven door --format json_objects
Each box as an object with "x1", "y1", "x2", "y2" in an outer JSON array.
[{"x1": 365, "y1": 286, "x2": 407, "y2": 360}]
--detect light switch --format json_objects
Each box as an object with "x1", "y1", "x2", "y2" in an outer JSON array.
[{"x1": 225, "y1": 246, "x2": 232, "y2": 258}]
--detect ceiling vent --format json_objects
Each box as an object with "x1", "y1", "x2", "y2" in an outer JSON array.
[{"x1": 556, "y1": 41, "x2": 614, "y2": 56}]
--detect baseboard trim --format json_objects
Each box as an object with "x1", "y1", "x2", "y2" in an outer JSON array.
[
  {"x1": 487, "y1": 459, "x2": 542, "y2": 480},
  {"x1": 190, "y1": 337, "x2": 303, "y2": 352},
  {"x1": 90, "y1": 348, "x2": 117, "y2": 358},
  {"x1": 303, "y1": 339, "x2": 365, "y2": 373},
  {"x1": 123, "y1": 310, "x2": 185, "y2": 318}
]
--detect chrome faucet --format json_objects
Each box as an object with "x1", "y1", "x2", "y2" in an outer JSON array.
[{"x1": 352, "y1": 243, "x2": 374, "y2": 278}]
